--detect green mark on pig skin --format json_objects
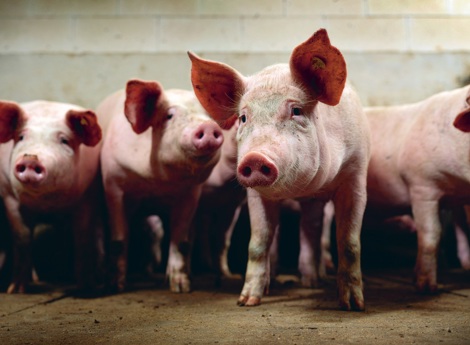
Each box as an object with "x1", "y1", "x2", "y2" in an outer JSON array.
[{"x1": 311, "y1": 57, "x2": 325, "y2": 69}]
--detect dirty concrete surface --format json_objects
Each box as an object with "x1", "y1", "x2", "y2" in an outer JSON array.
[
  {"x1": 1, "y1": 269, "x2": 469, "y2": 345},
  {"x1": 1, "y1": 210, "x2": 469, "y2": 345}
]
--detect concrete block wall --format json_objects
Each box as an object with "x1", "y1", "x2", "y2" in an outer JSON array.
[{"x1": 1, "y1": 0, "x2": 470, "y2": 108}]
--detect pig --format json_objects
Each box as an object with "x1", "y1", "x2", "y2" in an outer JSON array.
[
  {"x1": 97, "y1": 79, "x2": 224, "y2": 293},
  {"x1": 191, "y1": 123, "x2": 247, "y2": 280},
  {"x1": 365, "y1": 85, "x2": 470, "y2": 293},
  {"x1": 188, "y1": 28, "x2": 370, "y2": 311},
  {"x1": 0, "y1": 100, "x2": 104, "y2": 293}
]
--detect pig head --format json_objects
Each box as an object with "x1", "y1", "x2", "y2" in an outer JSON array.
[{"x1": 189, "y1": 28, "x2": 370, "y2": 311}]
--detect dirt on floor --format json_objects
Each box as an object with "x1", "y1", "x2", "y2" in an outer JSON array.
[{"x1": 1, "y1": 268, "x2": 469, "y2": 345}]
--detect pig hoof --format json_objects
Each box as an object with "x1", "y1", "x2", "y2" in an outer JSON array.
[
  {"x1": 338, "y1": 286, "x2": 365, "y2": 311},
  {"x1": 300, "y1": 275, "x2": 320, "y2": 288},
  {"x1": 7, "y1": 282, "x2": 27, "y2": 294},
  {"x1": 170, "y1": 276, "x2": 191, "y2": 293},
  {"x1": 237, "y1": 295, "x2": 260, "y2": 307},
  {"x1": 415, "y1": 282, "x2": 439, "y2": 294}
]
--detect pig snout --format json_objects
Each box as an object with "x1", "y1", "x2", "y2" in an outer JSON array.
[
  {"x1": 14, "y1": 154, "x2": 46, "y2": 184},
  {"x1": 192, "y1": 122, "x2": 224, "y2": 153},
  {"x1": 237, "y1": 152, "x2": 278, "y2": 187}
]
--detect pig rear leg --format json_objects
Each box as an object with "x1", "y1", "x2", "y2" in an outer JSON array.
[
  {"x1": 321, "y1": 200, "x2": 335, "y2": 273},
  {"x1": 166, "y1": 188, "x2": 202, "y2": 293},
  {"x1": 214, "y1": 204, "x2": 243, "y2": 280},
  {"x1": 410, "y1": 191, "x2": 441, "y2": 294},
  {"x1": 105, "y1": 188, "x2": 130, "y2": 293},
  {"x1": 238, "y1": 190, "x2": 279, "y2": 306},
  {"x1": 333, "y1": 182, "x2": 366, "y2": 311},
  {"x1": 298, "y1": 200, "x2": 327, "y2": 288},
  {"x1": 452, "y1": 206, "x2": 470, "y2": 270},
  {"x1": 145, "y1": 215, "x2": 165, "y2": 275}
]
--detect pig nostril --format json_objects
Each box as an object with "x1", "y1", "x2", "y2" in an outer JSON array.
[
  {"x1": 213, "y1": 131, "x2": 220, "y2": 139},
  {"x1": 241, "y1": 166, "x2": 252, "y2": 177},
  {"x1": 260, "y1": 165, "x2": 271, "y2": 176},
  {"x1": 34, "y1": 166, "x2": 43, "y2": 174},
  {"x1": 197, "y1": 131, "x2": 204, "y2": 139},
  {"x1": 17, "y1": 165, "x2": 26, "y2": 173}
]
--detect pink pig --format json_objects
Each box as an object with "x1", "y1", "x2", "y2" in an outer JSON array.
[
  {"x1": 0, "y1": 100, "x2": 103, "y2": 293},
  {"x1": 98, "y1": 79, "x2": 223, "y2": 293},
  {"x1": 365, "y1": 85, "x2": 470, "y2": 293},
  {"x1": 189, "y1": 28, "x2": 370, "y2": 311}
]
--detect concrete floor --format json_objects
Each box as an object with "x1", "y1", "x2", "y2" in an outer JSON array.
[{"x1": 1, "y1": 268, "x2": 469, "y2": 345}]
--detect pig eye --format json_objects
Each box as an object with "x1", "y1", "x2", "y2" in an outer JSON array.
[
  {"x1": 166, "y1": 113, "x2": 173, "y2": 120},
  {"x1": 60, "y1": 137, "x2": 69, "y2": 146},
  {"x1": 291, "y1": 107, "x2": 303, "y2": 116},
  {"x1": 18, "y1": 134, "x2": 24, "y2": 141},
  {"x1": 239, "y1": 114, "x2": 247, "y2": 124}
]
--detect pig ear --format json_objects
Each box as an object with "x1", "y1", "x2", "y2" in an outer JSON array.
[
  {"x1": 453, "y1": 107, "x2": 470, "y2": 132},
  {"x1": 66, "y1": 109, "x2": 102, "y2": 147},
  {"x1": 188, "y1": 51, "x2": 245, "y2": 130},
  {"x1": 124, "y1": 79, "x2": 166, "y2": 134},
  {"x1": 0, "y1": 101, "x2": 24, "y2": 143},
  {"x1": 290, "y1": 28, "x2": 347, "y2": 106}
]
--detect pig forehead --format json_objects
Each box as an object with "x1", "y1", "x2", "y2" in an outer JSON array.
[
  {"x1": 166, "y1": 89, "x2": 210, "y2": 119},
  {"x1": 22, "y1": 100, "x2": 82, "y2": 120},
  {"x1": 243, "y1": 64, "x2": 306, "y2": 105}
]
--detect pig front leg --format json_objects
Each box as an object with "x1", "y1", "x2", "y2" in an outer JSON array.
[
  {"x1": 298, "y1": 199, "x2": 327, "y2": 288},
  {"x1": 238, "y1": 189, "x2": 279, "y2": 306},
  {"x1": 167, "y1": 187, "x2": 202, "y2": 293},
  {"x1": 333, "y1": 181, "x2": 366, "y2": 311},
  {"x1": 410, "y1": 190, "x2": 442, "y2": 293},
  {"x1": 4, "y1": 196, "x2": 32, "y2": 293},
  {"x1": 105, "y1": 187, "x2": 130, "y2": 292}
]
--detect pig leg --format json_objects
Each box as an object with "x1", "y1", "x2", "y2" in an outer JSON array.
[
  {"x1": 452, "y1": 206, "x2": 470, "y2": 270},
  {"x1": 105, "y1": 187, "x2": 130, "y2": 292},
  {"x1": 333, "y1": 182, "x2": 366, "y2": 311},
  {"x1": 298, "y1": 199, "x2": 326, "y2": 288},
  {"x1": 4, "y1": 196, "x2": 32, "y2": 293},
  {"x1": 145, "y1": 215, "x2": 165, "y2": 275},
  {"x1": 410, "y1": 191, "x2": 441, "y2": 293},
  {"x1": 238, "y1": 189, "x2": 279, "y2": 306},
  {"x1": 214, "y1": 204, "x2": 243, "y2": 279},
  {"x1": 321, "y1": 200, "x2": 335, "y2": 273},
  {"x1": 268, "y1": 223, "x2": 280, "y2": 281},
  {"x1": 167, "y1": 187, "x2": 202, "y2": 293}
]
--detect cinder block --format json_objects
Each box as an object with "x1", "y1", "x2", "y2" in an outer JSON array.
[
  {"x1": 28, "y1": 0, "x2": 117, "y2": 15},
  {"x1": 120, "y1": 0, "x2": 198, "y2": 15},
  {"x1": 0, "y1": 0, "x2": 30, "y2": 16},
  {"x1": 75, "y1": 17, "x2": 158, "y2": 53},
  {"x1": 452, "y1": 0, "x2": 470, "y2": 14},
  {"x1": 327, "y1": 18, "x2": 407, "y2": 52},
  {"x1": 0, "y1": 18, "x2": 73, "y2": 53},
  {"x1": 160, "y1": 18, "x2": 241, "y2": 52},
  {"x1": 286, "y1": 0, "x2": 363, "y2": 15},
  {"x1": 242, "y1": 17, "x2": 324, "y2": 52},
  {"x1": 368, "y1": 0, "x2": 448, "y2": 15},
  {"x1": 199, "y1": 0, "x2": 283, "y2": 16},
  {"x1": 410, "y1": 18, "x2": 470, "y2": 51}
]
